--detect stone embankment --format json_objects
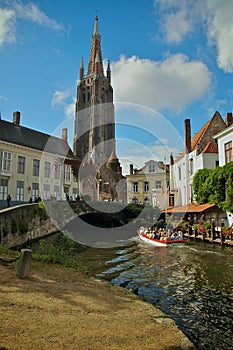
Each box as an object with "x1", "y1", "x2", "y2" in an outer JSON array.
[
  {"x1": 0, "y1": 257, "x2": 196, "y2": 350},
  {"x1": 0, "y1": 203, "x2": 57, "y2": 248}
]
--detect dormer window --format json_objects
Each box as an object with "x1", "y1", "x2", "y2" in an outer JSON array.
[{"x1": 148, "y1": 164, "x2": 155, "y2": 172}]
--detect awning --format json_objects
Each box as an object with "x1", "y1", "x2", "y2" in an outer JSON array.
[{"x1": 163, "y1": 203, "x2": 216, "y2": 214}]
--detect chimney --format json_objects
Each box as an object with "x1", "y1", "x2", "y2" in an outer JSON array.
[
  {"x1": 184, "y1": 119, "x2": 191, "y2": 153},
  {"x1": 130, "y1": 164, "x2": 134, "y2": 175},
  {"x1": 170, "y1": 152, "x2": 174, "y2": 165},
  {"x1": 225, "y1": 112, "x2": 233, "y2": 127},
  {"x1": 13, "y1": 111, "x2": 20, "y2": 126},
  {"x1": 62, "y1": 128, "x2": 68, "y2": 142}
]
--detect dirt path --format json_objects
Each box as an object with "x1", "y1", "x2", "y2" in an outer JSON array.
[{"x1": 0, "y1": 260, "x2": 195, "y2": 350}]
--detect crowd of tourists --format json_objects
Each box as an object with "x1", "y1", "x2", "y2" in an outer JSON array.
[{"x1": 139, "y1": 226, "x2": 184, "y2": 241}]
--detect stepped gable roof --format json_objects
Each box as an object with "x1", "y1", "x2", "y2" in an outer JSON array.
[{"x1": 0, "y1": 119, "x2": 78, "y2": 160}]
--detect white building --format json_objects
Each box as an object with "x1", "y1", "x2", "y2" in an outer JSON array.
[
  {"x1": 214, "y1": 113, "x2": 233, "y2": 166},
  {"x1": 171, "y1": 111, "x2": 227, "y2": 207},
  {"x1": 214, "y1": 112, "x2": 233, "y2": 225}
]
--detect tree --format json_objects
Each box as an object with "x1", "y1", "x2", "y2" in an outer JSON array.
[
  {"x1": 192, "y1": 168, "x2": 213, "y2": 204},
  {"x1": 192, "y1": 162, "x2": 233, "y2": 213}
]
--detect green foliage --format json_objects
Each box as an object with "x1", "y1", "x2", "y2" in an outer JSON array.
[
  {"x1": 33, "y1": 234, "x2": 84, "y2": 268},
  {"x1": 208, "y1": 166, "x2": 225, "y2": 204},
  {"x1": 192, "y1": 168, "x2": 213, "y2": 203},
  {"x1": 192, "y1": 162, "x2": 233, "y2": 213}
]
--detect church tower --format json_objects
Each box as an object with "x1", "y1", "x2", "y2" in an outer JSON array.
[{"x1": 74, "y1": 16, "x2": 115, "y2": 165}]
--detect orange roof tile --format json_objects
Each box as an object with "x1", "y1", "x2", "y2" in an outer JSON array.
[
  {"x1": 191, "y1": 119, "x2": 212, "y2": 151},
  {"x1": 163, "y1": 203, "x2": 215, "y2": 213},
  {"x1": 202, "y1": 142, "x2": 218, "y2": 154}
]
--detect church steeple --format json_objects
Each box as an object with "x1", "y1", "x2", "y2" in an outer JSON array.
[
  {"x1": 87, "y1": 16, "x2": 104, "y2": 75},
  {"x1": 74, "y1": 16, "x2": 115, "y2": 164},
  {"x1": 79, "y1": 57, "x2": 84, "y2": 80},
  {"x1": 107, "y1": 60, "x2": 111, "y2": 83},
  {"x1": 74, "y1": 17, "x2": 124, "y2": 202}
]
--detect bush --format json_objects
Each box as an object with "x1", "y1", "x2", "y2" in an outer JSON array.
[{"x1": 33, "y1": 234, "x2": 85, "y2": 268}]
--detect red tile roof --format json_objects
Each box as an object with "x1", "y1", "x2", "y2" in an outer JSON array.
[
  {"x1": 163, "y1": 203, "x2": 216, "y2": 213},
  {"x1": 202, "y1": 142, "x2": 218, "y2": 154}
]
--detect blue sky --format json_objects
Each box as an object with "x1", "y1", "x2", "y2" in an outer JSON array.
[{"x1": 1, "y1": 0, "x2": 233, "y2": 174}]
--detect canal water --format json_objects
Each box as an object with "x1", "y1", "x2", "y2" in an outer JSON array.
[{"x1": 77, "y1": 238, "x2": 233, "y2": 350}]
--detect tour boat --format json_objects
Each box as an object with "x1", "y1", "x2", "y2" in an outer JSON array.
[{"x1": 137, "y1": 228, "x2": 185, "y2": 247}]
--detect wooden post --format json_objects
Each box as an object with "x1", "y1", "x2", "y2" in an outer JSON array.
[
  {"x1": 194, "y1": 228, "x2": 197, "y2": 240},
  {"x1": 220, "y1": 222, "x2": 224, "y2": 245},
  {"x1": 16, "y1": 249, "x2": 32, "y2": 278},
  {"x1": 211, "y1": 219, "x2": 215, "y2": 242},
  {"x1": 188, "y1": 224, "x2": 192, "y2": 237}
]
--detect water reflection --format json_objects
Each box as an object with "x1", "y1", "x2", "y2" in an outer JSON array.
[{"x1": 90, "y1": 239, "x2": 233, "y2": 350}]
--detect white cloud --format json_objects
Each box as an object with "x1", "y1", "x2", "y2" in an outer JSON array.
[
  {"x1": 112, "y1": 54, "x2": 211, "y2": 112},
  {"x1": 13, "y1": 2, "x2": 64, "y2": 31},
  {"x1": 153, "y1": 0, "x2": 202, "y2": 44},
  {"x1": 162, "y1": 10, "x2": 192, "y2": 44},
  {"x1": 64, "y1": 102, "x2": 75, "y2": 118},
  {"x1": 0, "y1": 8, "x2": 16, "y2": 46},
  {"x1": 51, "y1": 90, "x2": 75, "y2": 118},
  {"x1": 206, "y1": 0, "x2": 233, "y2": 73},
  {"x1": 51, "y1": 90, "x2": 70, "y2": 108},
  {"x1": 0, "y1": 1, "x2": 64, "y2": 47},
  {"x1": 153, "y1": 0, "x2": 233, "y2": 73}
]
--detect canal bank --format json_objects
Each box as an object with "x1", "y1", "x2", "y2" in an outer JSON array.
[{"x1": 0, "y1": 257, "x2": 195, "y2": 350}]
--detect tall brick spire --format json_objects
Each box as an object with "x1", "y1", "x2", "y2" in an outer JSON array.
[{"x1": 87, "y1": 16, "x2": 104, "y2": 75}]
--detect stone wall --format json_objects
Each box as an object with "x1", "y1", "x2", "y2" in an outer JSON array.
[
  {"x1": 0, "y1": 203, "x2": 57, "y2": 248},
  {"x1": 0, "y1": 201, "x2": 128, "y2": 248}
]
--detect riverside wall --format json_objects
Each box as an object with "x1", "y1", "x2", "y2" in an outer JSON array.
[
  {"x1": 0, "y1": 203, "x2": 57, "y2": 248},
  {"x1": 0, "y1": 200, "x2": 101, "y2": 248}
]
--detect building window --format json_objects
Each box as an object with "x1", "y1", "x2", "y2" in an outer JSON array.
[
  {"x1": 64, "y1": 164, "x2": 71, "y2": 181},
  {"x1": 169, "y1": 194, "x2": 175, "y2": 207},
  {"x1": 132, "y1": 197, "x2": 138, "y2": 204},
  {"x1": 16, "y1": 181, "x2": 24, "y2": 201},
  {"x1": 225, "y1": 141, "x2": 232, "y2": 163},
  {"x1": 54, "y1": 185, "x2": 60, "y2": 199},
  {"x1": 155, "y1": 180, "x2": 161, "y2": 189},
  {"x1": 73, "y1": 188, "x2": 78, "y2": 199},
  {"x1": 0, "y1": 179, "x2": 8, "y2": 200},
  {"x1": 144, "y1": 197, "x2": 150, "y2": 204},
  {"x1": 0, "y1": 151, "x2": 12, "y2": 173},
  {"x1": 189, "y1": 158, "x2": 193, "y2": 175},
  {"x1": 133, "y1": 182, "x2": 138, "y2": 192},
  {"x1": 148, "y1": 164, "x2": 155, "y2": 173},
  {"x1": 44, "y1": 162, "x2": 51, "y2": 178},
  {"x1": 144, "y1": 181, "x2": 149, "y2": 192},
  {"x1": 32, "y1": 183, "x2": 39, "y2": 202},
  {"x1": 33, "y1": 159, "x2": 40, "y2": 176},
  {"x1": 17, "y1": 156, "x2": 25, "y2": 174},
  {"x1": 54, "y1": 159, "x2": 60, "y2": 179},
  {"x1": 178, "y1": 166, "x2": 181, "y2": 181},
  {"x1": 43, "y1": 184, "x2": 50, "y2": 200}
]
